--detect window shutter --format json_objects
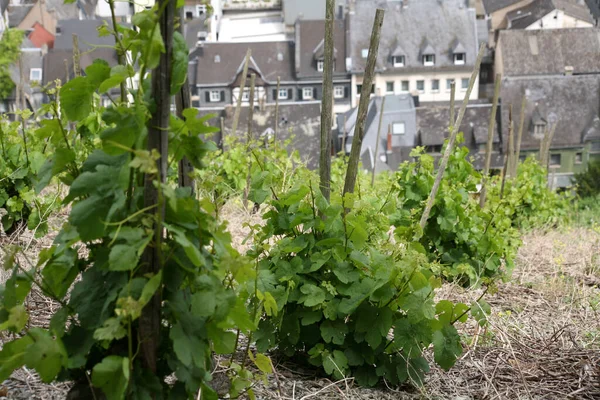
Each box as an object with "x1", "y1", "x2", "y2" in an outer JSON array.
[
  {"x1": 313, "y1": 87, "x2": 318, "y2": 100},
  {"x1": 288, "y1": 88, "x2": 293, "y2": 99},
  {"x1": 205, "y1": 91, "x2": 210, "y2": 102},
  {"x1": 298, "y1": 88, "x2": 303, "y2": 100},
  {"x1": 220, "y1": 91, "x2": 225, "y2": 102},
  {"x1": 273, "y1": 89, "x2": 277, "y2": 100},
  {"x1": 344, "y1": 86, "x2": 349, "y2": 98}
]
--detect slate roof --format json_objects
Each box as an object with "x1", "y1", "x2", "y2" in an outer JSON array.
[
  {"x1": 218, "y1": 103, "x2": 322, "y2": 169},
  {"x1": 183, "y1": 16, "x2": 210, "y2": 50},
  {"x1": 1, "y1": 0, "x2": 8, "y2": 14},
  {"x1": 43, "y1": 47, "x2": 119, "y2": 85},
  {"x1": 416, "y1": 101, "x2": 504, "y2": 169},
  {"x1": 282, "y1": 0, "x2": 347, "y2": 25},
  {"x1": 497, "y1": 28, "x2": 600, "y2": 76},
  {"x1": 500, "y1": 75, "x2": 600, "y2": 150},
  {"x1": 585, "y1": 0, "x2": 600, "y2": 19},
  {"x1": 7, "y1": 4, "x2": 34, "y2": 27},
  {"x1": 54, "y1": 19, "x2": 116, "y2": 51},
  {"x1": 507, "y1": 0, "x2": 593, "y2": 29},
  {"x1": 338, "y1": 94, "x2": 418, "y2": 171},
  {"x1": 348, "y1": 0, "x2": 478, "y2": 74},
  {"x1": 295, "y1": 19, "x2": 347, "y2": 79},
  {"x1": 189, "y1": 41, "x2": 295, "y2": 86},
  {"x1": 482, "y1": 0, "x2": 526, "y2": 14}
]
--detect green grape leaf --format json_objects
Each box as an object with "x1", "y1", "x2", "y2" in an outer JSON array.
[
  {"x1": 91, "y1": 356, "x2": 130, "y2": 400},
  {"x1": 322, "y1": 350, "x2": 348, "y2": 379},
  {"x1": 0, "y1": 335, "x2": 33, "y2": 382},
  {"x1": 170, "y1": 31, "x2": 189, "y2": 95},
  {"x1": 93, "y1": 317, "x2": 127, "y2": 342},
  {"x1": 320, "y1": 319, "x2": 347, "y2": 345},
  {"x1": 60, "y1": 77, "x2": 95, "y2": 121},
  {"x1": 432, "y1": 325, "x2": 462, "y2": 370},
  {"x1": 23, "y1": 328, "x2": 67, "y2": 383},
  {"x1": 299, "y1": 284, "x2": 326, "y2": 307}
]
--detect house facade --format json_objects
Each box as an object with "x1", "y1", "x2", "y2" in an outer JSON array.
[
  {"x1": 189, "y1": 19, "x2": 352, "y2": 115},
  {"x1": 506, "y1": 0, "x2": 594, "y2": 30},
  {"x1": 348, "y1": 0, "x2": 480, "y2": 107}
]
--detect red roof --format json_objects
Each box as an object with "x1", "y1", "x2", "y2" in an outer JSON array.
[{"x1": 28, "y1": 22, "x2": 55, "y2": 49}]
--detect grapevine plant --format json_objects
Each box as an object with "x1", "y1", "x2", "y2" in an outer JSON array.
[
  {"x1": 0, "y1": 116, "x2": 58, "y2": 237},
  {"x1": 0, "y1": 5, "x2": 266, "y2": 399},
  {"x1": 248, "y1": 177, "x2": 490, "y2": 387},
  {"x1": 392, "y1": 140, "x2": 521, "y2": 286}
]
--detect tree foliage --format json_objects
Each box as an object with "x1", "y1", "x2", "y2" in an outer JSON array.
[{"x1": 0, "y1": 29, "x2": 24, "y2": 100}]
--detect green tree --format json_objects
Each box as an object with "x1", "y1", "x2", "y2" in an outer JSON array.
[
  {"x1": 574, "y1": 160, "x2": 600, "y2": 198},
  {"x1": 0, "y1": 29, "x2": 24, "y2": 100}
]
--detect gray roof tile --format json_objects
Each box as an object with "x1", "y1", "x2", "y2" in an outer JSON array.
[
  {"x1": 348, "y1": 0, "x2": 478, "y2": 73},
  {"x1": 497, "y1": 28, "x2": 600, "y2": 76}
]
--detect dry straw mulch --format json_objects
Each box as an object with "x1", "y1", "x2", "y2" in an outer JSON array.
[{"x1": 1, "y1": 203, "x2": 599, "y2": 400}]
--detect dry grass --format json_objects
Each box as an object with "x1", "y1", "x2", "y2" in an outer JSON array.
[{"x1": 1, "y1": 204, "x2": 599, "y2": 399}]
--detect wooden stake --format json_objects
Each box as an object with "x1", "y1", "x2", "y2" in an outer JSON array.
[
  {"x1": 140, "y1": 0, "x2": 174, "y2": 375},
  {"x1": 419, "y1": 44, "x2": 486, "y2": 231},
  {"x1": 243, "y1": 73, "x2": 256, "y2": 209},
  {"x1": 274, "y1": 76, "x2": 280, "y2": 142},
  {"x1": 513, "y1": 95, "x2": 526, "y2": 177},
  {"x1": 479, "y1": 74, "x2": 501, "y2": 208},
  {"x1": 319, "y1": 0, "x2": 336, "y2": 201},
  {"x1": 175, "y1": 6, "x2": 194, "y2": 193},
  {"x1": 371, "y1": 95, "x2": 386, "y2": 187},
  {"x1": 72, "y1": 34, "x2": 81, "y2": 77},
  {"x1": 343, "y1": 9, "x2": 385, "y2": 198}
]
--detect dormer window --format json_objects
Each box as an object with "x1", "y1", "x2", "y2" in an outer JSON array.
[
  {"x1": 29, "y1": 68, "x2": 42, "y2": 82},
  {"x1": 392, "y1": 55, "x2": 404, "y2": 67},
  {"x1": 317, "y1": 60, "x2": 324, "y2": 72},
  {"x1": 534, "y1": 123, "x2": 546, "y2": 136},
  {"x1": 361, "y1": 49, "x2": 369, "y2": 58},
  {"x1": 454, "y1": 53, "x2": 466, "y2": 65},
  {"x1": 423, "y1": 54, "x2": 435, "y2": 66}
]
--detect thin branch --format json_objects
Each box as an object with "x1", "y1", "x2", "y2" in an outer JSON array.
[
  {"x1": 371, "y1": 95, "x2": 386, "y2": 187},
  {"x1": 342, "y1": 9, "x2": 385, "y2": 198},
  {"x1": 419, "y1": 43, "x2": 486, "y2": 231},
  {"x1": 274, "y1": 76, "x2": 280, "y2": 142},
  {"x1": 513, "y1": 95, "x2": 526, "y2": 177},
  {"x1": 479, "y1": 74, "x2": 501, "y2": 208}
]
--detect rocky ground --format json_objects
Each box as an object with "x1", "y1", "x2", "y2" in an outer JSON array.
[{"x1": 1, "y1": 204, "x2": 599, "y2": 399}]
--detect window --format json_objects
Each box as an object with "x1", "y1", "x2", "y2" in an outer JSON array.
[
  {"x1": 423, "y1": 54, "x2": 435, "y2": 66},
  {"x1": 461, "y1": 78, "x2": 469, "y2": 90},
  {"x1": 303, "y1": 87, "x2": 314, "y2": 100},
  {"x1": 317, "y1": 60, "x2": 324, "y2": 72},
  {"x1": 454, "y1": 53, "x2": 466, "y2": 65},
  {"x1": 575, "y1": 153, "x2": 583, "y2": 164},
  {"x1": 392, "y1": 55, "x2": 405, "y2": 67},
  {"x1": 241, "y1": 88, "x2": 250, "y2": 102},
  {"x1": 549, "y1": 154, "x2": 561, "y2": 167},
  {"x1": 431, "y1": 79, "x2": 440, "y2": 92},
  {"x1": 386, "y1": 81, "x2": 394, "y2": 93},
  {"x1": 446, "y1": 79, "x2": 455, "y2": 92},
  {"x1": 534, "y1": 123, "x2": 545, "y2": 136},
  {"x1": 278, "y1": 88, "x2": 288, "y2": 100},
  {"x1": 392, "y1": 122, "x2": 405, "y2": 135},
  {"x1": 361, "y1": 49, "x2": 369, "y2": 58},
  {"x1": 29, "y1": 68, "x2": 42, "y2": 82},
  {"x1": 592, "y1": 141, "x2": 600, "y2": 151},
  {"x1": 185, "y1": 11, "x2": 193, "y2": 19},
  {"x1": 334, "y1": 86, "x2": 345, "y2": 99},
  {"x1": 416, "y1": 80, "x2": 425, "y2": 93},
  {"x1": 209, "y1": 90, "x2": 221, "y2": 102},
  {"x1": 214, "y1": 55, "x2": 221, "y2": 63},
  {"x1": 401, "y1": 80, "x2": 409, "y2": 92},
  {"x1": 197, "y1": 4, "x2": 207, "y2": 15}
]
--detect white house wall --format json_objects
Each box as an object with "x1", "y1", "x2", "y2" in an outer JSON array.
[
  {"x1": 525, "y1": 10, "x2": 594, "y2": 30},
  {"x1": 351, "y1": 72, "x2": 480, "y2": 107}
]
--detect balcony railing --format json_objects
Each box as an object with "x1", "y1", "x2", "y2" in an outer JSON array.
[{"x1": 222, "y1": 0, "x2": 282, "y2": 11}]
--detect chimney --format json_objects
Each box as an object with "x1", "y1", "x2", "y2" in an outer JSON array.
[{"x1": 386, "y1": 125, "x2": 393, "y2": 154}]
